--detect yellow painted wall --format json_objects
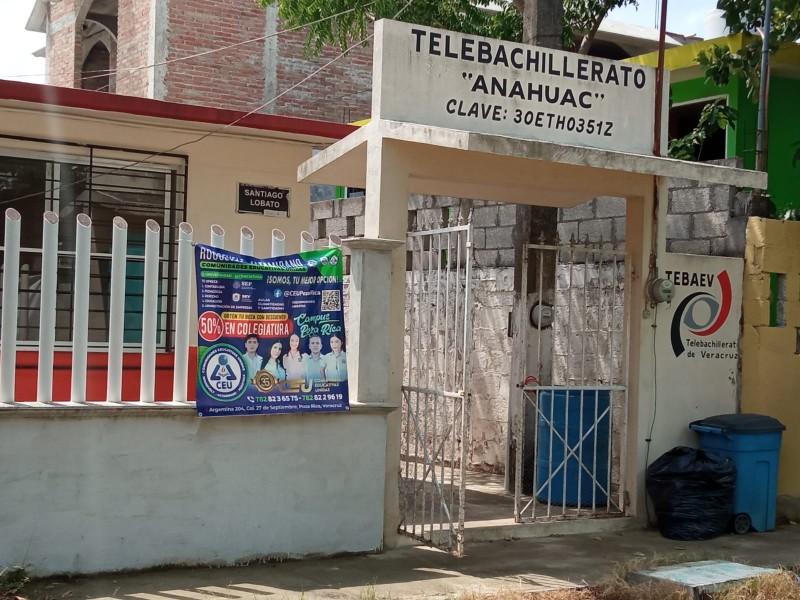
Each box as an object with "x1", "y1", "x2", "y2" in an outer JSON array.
[{"x1": 742, "y1": 218, "x2": 800, "y2": 501}]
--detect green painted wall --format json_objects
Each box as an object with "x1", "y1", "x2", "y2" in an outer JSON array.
[
  {"x1": 671, "y1": 73, "x2": 799, "y2": 212},
  {"x1": 766, "y1": 76, "x2": 800, "y2": 212}
]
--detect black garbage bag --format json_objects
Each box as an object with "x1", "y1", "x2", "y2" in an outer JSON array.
[{"x1": 646, "y1": 446, "x2": 736, "y2": 541}]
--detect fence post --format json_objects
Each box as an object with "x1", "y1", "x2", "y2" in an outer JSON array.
[
  {"x1": 139, "y1": 219, "x2": 160, "y2": 403},
  {"x1": 300, "y1": 231, "x2": 314, "y2": 253},
  {"x1": 271, "y1": 228, "x2": 285, "y2": 258},
  {"x1": 240, "y1": 226, "x2": 254, "y2": 256},
  {"x1": 70, "y1": 213, "x2": 92, "y2": 404},
  {"x1": 173, "y1": 222, "x2": 193, "y2": 403},
  {"x1": 211, "y1": 224, "x2": 225, "y2": 249},
  {"x1": 37, "y1": 211, "x2": 59, "y2": 404},
  {"x1": 106, "y1": 217, "x2": 128, "y2": 404},
  {"x1": 0, "y1": 208, "x2": 21, "y2": 405}
]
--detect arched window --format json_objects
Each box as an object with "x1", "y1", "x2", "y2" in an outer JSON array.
[{"x1": 81, "y1": 42, "x2": 111, "y2": 92}]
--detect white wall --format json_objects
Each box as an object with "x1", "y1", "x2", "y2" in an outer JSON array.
[
  {"x1": 646, "y1": 253, "x2": 743, "y2": 461},
  {"x1": 0, "y1": 409, "x2": 387, "y2": 575}
]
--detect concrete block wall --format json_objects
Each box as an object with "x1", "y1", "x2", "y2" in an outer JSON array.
[
  {"x1": 557, "y1": 159, "x2": 745, "y2": 256},
  {"x1": 312, "y1": 194, "x2": 515, "y2": 471},
  {"x1": 310, "y1": 194, "x2": 517, "y2": 274},
  {"x1": 468, "y1": 267, "x2": 515, "y2": 471},
  {"x1": 741, "y1": 217, "x2": 800, "y2": 521}
]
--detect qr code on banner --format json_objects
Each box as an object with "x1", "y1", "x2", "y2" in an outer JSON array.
[{"x1": 321, "y1": 289, "x2": 341, "y2": 312}]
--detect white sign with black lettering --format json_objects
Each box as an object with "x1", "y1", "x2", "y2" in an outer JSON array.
[
  {"x1": 237, "y1": 183, "x2": 290, "y2": 218},
  {"x1": 373, "y1": 20, "x2": 666, "y2": 155}
]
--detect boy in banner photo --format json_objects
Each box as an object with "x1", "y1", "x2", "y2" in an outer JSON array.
[{"x1": 194, "y1": 244, "x2": 349, "y2": 417}]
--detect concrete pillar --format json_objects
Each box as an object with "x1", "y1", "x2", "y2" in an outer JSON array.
[
  {"x1": 624, "y1": 180, "x2": 657, "y2": 522},
  {"x1": 346, "y1": 137, "x2": 408, "y2": 546},
  {"x1": 522, "y1": 0, "x2": 563, "y2": 49}
]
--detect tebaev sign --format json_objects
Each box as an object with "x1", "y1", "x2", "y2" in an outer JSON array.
[{"x1": 372, "y1": 19, "x2": 666, "y2": 155}]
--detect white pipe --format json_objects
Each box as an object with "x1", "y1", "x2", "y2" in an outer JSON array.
[
  {"x1": 173, "y1": 222, "x2": 193, "y2": 403},
  {"x1": 210, "y1": 224, "x2": 225, "y2": 249},
  {"x1": 139, "y1": 219, "x2": 160, "y2": 403},
  {"x1": 70, "y1": 213, "x2": 92, "y2": 404},
  {"x1": 300, "y1": 231, "x2": 314, "y2": 253},
  {"x1": 106, "y1": 217, "x2": 128, "y2": 404},
  {"x1": 328, "y1": 234, "x2": 342, "y2": 248},
  {"x1": 240, "y1": 226, "x2": 254, "y2": 256},
  {"x1": 271, "y1": 228, "x2": 285, "y2": 258},
  {"x1": 0, "y1": 208, "x2": 21, "y2": 405},
  {"x1": 37, "y1": 211, "x2": 59, "y2": 404}
]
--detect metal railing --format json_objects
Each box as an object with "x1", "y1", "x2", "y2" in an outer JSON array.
[
  {"x1": 400, "y1": 216, "x2": 473, "y2": 556},
  {"x1": 0, "y1": 208, "x2": 334, "y2": 406},
  {"x1": 515, "y1": 237, "x2": 630, "y2": 523}
]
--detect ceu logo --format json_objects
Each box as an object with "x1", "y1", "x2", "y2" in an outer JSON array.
[
  {"x1": 199, "y1": 344, "x2": 247, "y2": 401},
  {"x1": 670, "y1": 270, "x2": 732, "y2": 357}
]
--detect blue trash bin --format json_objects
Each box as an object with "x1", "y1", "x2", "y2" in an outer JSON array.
[
  {"x1": 535, "y1": 388, "x2": 610, "y2": 507},
  {"x1": 690, "y1": 414, "x2": 785, "y2": 533}
]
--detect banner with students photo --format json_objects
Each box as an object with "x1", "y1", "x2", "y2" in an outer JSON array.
[{"x1": 194, "y1": 244, "x2": 349, "y2": 417}]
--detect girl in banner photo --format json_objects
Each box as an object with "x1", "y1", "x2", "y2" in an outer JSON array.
[
  {"x1": 283, "y1": 333, "x2": 305, "y2": 381},
  {"x1": 263, "y1": 341, "x2": 286, "y2": 382},
  {"x1": 325, "y1": 334, "x2": 347, "y2": 382}
]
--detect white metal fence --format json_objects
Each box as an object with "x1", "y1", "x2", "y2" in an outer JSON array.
[
  {"x1": 0, "y1": 208, "x2": 335, "y2": 406},
  {"x1": 515, "y1": 239, "x2": 630, "y2": 522}
]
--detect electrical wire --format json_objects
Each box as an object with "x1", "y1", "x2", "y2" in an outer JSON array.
[
  {"x1": 644, "y1": 303, "x2": 659, "y2": 527},
  {"x1": 0, "y1": 0, "x2": 415, "y2": 208}
]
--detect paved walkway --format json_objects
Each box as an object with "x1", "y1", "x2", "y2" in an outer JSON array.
[{"x1": 25, "y1": 525, "x2": 800, "y2": 600}]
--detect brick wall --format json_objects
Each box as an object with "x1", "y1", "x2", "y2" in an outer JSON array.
[
  {"x1": 164, "y1": 0, "x2": 267, "y2": 110},
  {"x1": 272, "y1": 29, "x2": 372, "y2": 122},
  {"x1": 42, "y1": 0, "x2": 374, "y2": 120},
  {"x1": 117, "y1": 0, "x2": 152, "y2": 96},
  {"x1": 46, "y1": 0, "x2": 81, "y2": 88}
]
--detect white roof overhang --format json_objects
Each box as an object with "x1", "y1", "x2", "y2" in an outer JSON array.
[{"x1": 299, "y1": 119, "x2": 767, "y2": 208}]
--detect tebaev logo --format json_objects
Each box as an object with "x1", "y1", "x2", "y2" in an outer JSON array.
[{"x1": 669, "y1": 270, "x2": 732, "y2": 357}]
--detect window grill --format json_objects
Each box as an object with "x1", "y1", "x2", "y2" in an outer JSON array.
[{"x1": 0, "y1": 138, "x2": 188, "y2": 351}]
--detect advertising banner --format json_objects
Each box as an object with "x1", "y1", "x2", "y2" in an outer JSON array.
[{"x1": 194, "y1": 244, "x2": 349, "y2": 417}]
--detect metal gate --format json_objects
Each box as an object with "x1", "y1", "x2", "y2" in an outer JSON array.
[
  {"x1": 399, "y1": 214, "x2": 473, "y2": 556},
  {"x1": 514, "y1": 238, "x2": 630, "y2": 523}
]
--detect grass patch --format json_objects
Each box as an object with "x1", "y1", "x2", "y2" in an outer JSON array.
[
  {"x1": 455, "y1": 557, "x2": 800, "y2": 600},
  {"x1": 0, "y1": 567, "x2": 29, "y2": 600}
]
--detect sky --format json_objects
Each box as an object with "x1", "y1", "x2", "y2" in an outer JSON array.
[{"x1": 0, "y1": 0, "x2": 720, "y2": 84}]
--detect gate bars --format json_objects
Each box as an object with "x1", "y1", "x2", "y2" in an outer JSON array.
[
  {"x1": 515, "y1": 238, "x2": 630, "y2": 523},
  {"x1": 400, "y1": 219, "x2": 473, "y2": 556}
]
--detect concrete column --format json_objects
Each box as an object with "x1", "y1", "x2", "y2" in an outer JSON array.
[
  {"x1": 262, "y1": 4, "x2": 278, "y2": 114},
  {"x1": 522, "y1": 0, "x2": 563, "y2": 49},
  {"x1": 148, "y1": 0, "x2": 168, "y2": 100},
  {"x1": 345, "y1": 238, "x2": 405, "y2": 406},
  {"x1": 347, "y1": 137, "x2": 410, "y2": 546},
  {"x1": 624, "y1": 181, "x2": 656, "y2": 523}
]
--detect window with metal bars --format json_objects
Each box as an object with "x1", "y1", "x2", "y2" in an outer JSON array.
[{"x1": 0, "y1": 138, "x2": 188, "y2": 352}]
